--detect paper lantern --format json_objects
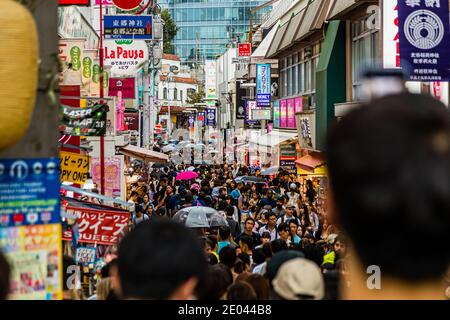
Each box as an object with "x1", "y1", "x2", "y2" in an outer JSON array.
[{"x1": 0, "y1": 0, "x2": 38, "y2": 149}]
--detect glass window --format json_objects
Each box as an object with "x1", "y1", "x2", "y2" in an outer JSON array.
[
  {"x1": 163, "y1": 88, "x2": 167, "y2": 100},
  {"x1": 174, "y1": 88, "x2": 178, "y2": 101}
]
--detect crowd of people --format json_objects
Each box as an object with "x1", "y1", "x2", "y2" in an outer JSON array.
[{"x1": 1, "y1": 93, "x2": 450, "y2": 300}]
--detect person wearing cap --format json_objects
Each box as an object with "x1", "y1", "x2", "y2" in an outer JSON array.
[
  {"x1": 276, "y1": 204, "x2": 300, "y2": 226},
  {"x1": 272, "y1": 258, "x2": 325, "y2": 300},
  {"x1": 286, "y1": 183, "x2": 301, "y2": 210}
]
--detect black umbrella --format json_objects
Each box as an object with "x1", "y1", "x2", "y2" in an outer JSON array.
[{"x1": 235, "y1": 176, "x2": 266, "y2": 184}]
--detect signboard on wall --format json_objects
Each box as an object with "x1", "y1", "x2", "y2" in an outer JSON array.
[
  {"x1": 104, "y1": 15, "x2": 153, "y2": 40},
  {"x1": 60, "y1": 151, "x2": 90, "y2": 184},
  {"x1": 398, "y1": 1, "x2": 450, "y2": 82},
  {"x1": 103, "y1": 40, "x2": 148, "y2": 76},
  {"x1": 256, "y1": 64, "x2": 271, "y2": 107},
  {"x1": 238, "y1": 43, "x2": 252, "y2": 57},
  {"x1": 108, "y1": 78, "x2": 136, "y2": 99}
]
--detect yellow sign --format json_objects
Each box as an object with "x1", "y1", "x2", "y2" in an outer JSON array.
[{"x1": 60, "y1": 151, "x2": 90, "y2": 184}]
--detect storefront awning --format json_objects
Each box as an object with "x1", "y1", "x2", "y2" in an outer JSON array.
[
  {"x1": 295, "y1": 152, "x2": 326, "y2": 172},
  {"x1": 294, "y1": 0, "x2": 328, "y2": 42},
  {"x1": 278, "y1": 10, "x2": 306, "y2": 52},
  {"x1": 249, "y1": 131, "x2": 298, "y2": 149},
  {"x1": 327, "y1": 0, "x2": 375, "y2": 21},
  {"x1": 119, "y1": 145, "x2": 169, "y2": 163}
]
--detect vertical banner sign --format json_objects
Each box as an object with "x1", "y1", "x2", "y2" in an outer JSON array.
[
  {"x1": 188, "y1": 115, "x2": 195, "y2": 128},
  {"x1": 205, "y1": 60, "x2": 217, "y2": 101},
  {"x1": 398, "y1": 0, "x2": 450, "y2": 82},
  {"x1": 256, "y1": 64, "x2": 271, "y2": 107},
  {"x1": 383, "y1": 1, "x2": 401, "y2": 68},
  {"x1": 81, "y1": 49, "x2": 96, "y2": 97},
  {"x1": 245, "y1": 101, "x2": 261, "y2": 129},
  {"x1": 197, "y1": 112, "x2": 206, "y2": 126},
  {"x1": 206, "y1": 108, "x2": 217, "y2": 126},
  {"x1": 273, "y1": 100, "x2": 280, "y2": 128},
  {"x1": 59, "y1": 39, "x2": 85, "y2": 86}
]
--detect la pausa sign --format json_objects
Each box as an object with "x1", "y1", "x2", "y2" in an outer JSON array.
[
  {"x1": 103, "y1": 40, "x2": 148, "y2": 76},
  {"x1": 103, "y1": 46, "x2": 145, "y2": 59}
]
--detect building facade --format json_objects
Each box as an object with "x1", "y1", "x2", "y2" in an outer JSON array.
[{"x1": 159, "y1": 0, "x2": 270, "y2": 65}]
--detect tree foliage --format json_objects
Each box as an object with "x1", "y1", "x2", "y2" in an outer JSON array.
[
  {"x1": 161, "y1": 9, "x2": 179, "y2": 54},
  {"x1": 186, "y1": 89, "x2": 205, "y2": 105}
]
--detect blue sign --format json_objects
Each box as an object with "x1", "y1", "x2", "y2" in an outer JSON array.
[
  {"x1": 104, "y1": 15, "x2": 153, "y2": 40},
  {"x1": 0, "y1": 158, "x2": 60, "y2": 227},
  {"x1": 398, "y1": 0, "x2": 450, "y2": 81},
  {"x1": 205, "y1": 108, "x2": 216, "y2": 126},
  {"x1": 256, "y1": 64, "x2": 271, "y2": 107}
]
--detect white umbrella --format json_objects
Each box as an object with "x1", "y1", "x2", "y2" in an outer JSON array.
[
  {"x1": 162, "y1": 145, "x2": 176, "y2": 153},
  {"x1": 187, "y1": 166, "x2": 196, "y2": 171}
]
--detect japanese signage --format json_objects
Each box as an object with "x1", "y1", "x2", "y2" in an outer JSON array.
[
  {"x1": 59, "y1": 151, "x2": 90, "y2": 184},
  {"x1": 280, "y1": 158, "x2": 297, "y2": 174},
  {"x1": 91, "y1": 156, "x2": 123, "y2": 198},
  {"x1": 280, "y1": 99, "x2": 287, "y2": 128},
  {"x1": 124, "y1": 110, "x2": 139, "y2": 131},
  {"x1": 238, "y1": 43, "x2": 252, "y2": 57},
  {"x1": 60, "y1": 104, "x2": 107, "y2": 136},
  {"x1": 75, "y1": 247, "x2": 96, "y2": 267},
  {"x1": 245, "y1": 101, "x2": 261, "y2": 129},
  {"x1": 82, "y1": 49, "x2": 96, "y2": 97},
  {"x1": 103, "y1": 40, "x2": 148, "y2": 76},
  {"x1": 256, "y1": 64, "x2": 271, "y2": 107},
  {"x1": 398, "y1": 0, "x2": 450, "y2": 81},
  {"x1": 297, "y1": 111, "x2": 315, "y2": 150},
  {"x1": 0, "y1": 158, "x2": 60, "y2": 228},
  {"x1": 205, "y1": 60, "x2": 217, "y2": 100},
  {"x1": 108, "y1": 77, "x2": 136, "y2": 99},
  {"x1": 104, "y1": 15, "x2": 152, "y2": 40},
  {"x1": 62, "y1": 207, "x2": 130, "y2": 245},
  {"x1": 95, "y1": 0, "x2": 114, "y2": 4},
  {"x1": 383, "y1": 1, "x2": 401, "y2": 68},
  {"x1": 205, "y1": 108, "x2": 217, "y2": 126},
  {"x1": 0, "y1": 224, "x2": 63, "y2": 300}
]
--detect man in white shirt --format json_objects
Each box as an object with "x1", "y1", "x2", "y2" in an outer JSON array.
[
  {"x1": 276, "y1": 205, "x2": 300, "y2": 226},
  {"x1": 259, "y1": 212, "x2": 278, "y2": 241}
]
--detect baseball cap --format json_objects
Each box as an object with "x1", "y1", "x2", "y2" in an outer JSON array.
[
  {"x1": 272, "y1": 258, "x2": 325, "y2": 300},
  {"x1": 266, "y1": 250, "x2": 304, "y2": 281}
]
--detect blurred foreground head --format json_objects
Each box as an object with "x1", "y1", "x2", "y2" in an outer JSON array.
[
  {"x1": 327, "y1": 93, "x2": 450, "y2": 297},
  {"x1": 116, "y1": 220, "x2": 207, "y2": 300}
]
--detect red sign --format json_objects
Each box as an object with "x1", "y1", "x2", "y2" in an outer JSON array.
[
  {"x1": 238, "y1": 43, "x2": 252, "y2": 57},
  {"x1": 62, "y1": 207, "x2": 130, "y2": 245},
  {"x1": 155, "y1": 124, "x2": 163, "y2": 134},
  {"x1": 108, "y1": 78, "x2": 136, "y2": 99},
  {"x1": 112, "y1": 0, "x2": 142, "y2": 10},
  {"x1": 58, "y1": 0, "x2": 90, "y2": 5}
]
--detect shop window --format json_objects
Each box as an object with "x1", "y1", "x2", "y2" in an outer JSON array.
[
  {"x1": 163, "y1": 87, "x2": 168, "y2": 100},
  {"x1": 352, "y1": 19, "x2": 380, "y2": 101}
]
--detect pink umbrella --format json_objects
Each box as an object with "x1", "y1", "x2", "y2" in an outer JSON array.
[{"x1": 176, "y1": 171, "x2": 199, "y2": 181}]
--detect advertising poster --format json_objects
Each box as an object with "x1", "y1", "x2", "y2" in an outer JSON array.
[
  {"x1": 287, "y1": 98, "x2": 296, "y2": 129},
  {"x1": 0, "y1": 224, "x2": 63, "y2": 300},
  {"x1": 273, "y1": 100, "x2": 280, "y2": 128},
  {"x1": 205, "y1": 108, "x2": 217, "y2": 126},
  {"x1": 91, "y1": 156, "x2": 122, "y2": 198},
  {"x1": 398, "y1": 0, "x2": 450, "y2": 81},
  {"x1": 280, "y1": 99, "x2": 287, "y2": 128},
  {"x1": 205, "y1": 60, "x2": 217, "y2": 100},
  {"x1": 245, "y1": 101, "x2": 261, "y2": 129},
  {"x1": 75, "y1": 247, "x2": 96, "y2": 266},
  {"x1": 81, "y1": 49, "x2": 97, "y2": 97}
]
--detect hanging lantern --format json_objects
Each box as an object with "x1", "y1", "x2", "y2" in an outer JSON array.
[{"x1": 0, "y1": 1, "x2": 38, "y2": 150}]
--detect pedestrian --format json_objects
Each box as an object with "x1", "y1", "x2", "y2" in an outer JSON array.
[
  {"x1": 236, "y1": 218, "x2": 261, "y2": 248},
  {"x1": 326, "y1": 93, "x2": 450, "y2": 299},
  {"x1": 226, "y1": 282, "x2": 257, "y2": 300},
  {"x1": 115, "y1": 220, "x2": 207, "y2": 300}
]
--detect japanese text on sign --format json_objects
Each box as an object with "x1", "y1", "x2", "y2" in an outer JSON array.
[{"x1": 60, "y1": 152, "x2": 90, "y2": 184}]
